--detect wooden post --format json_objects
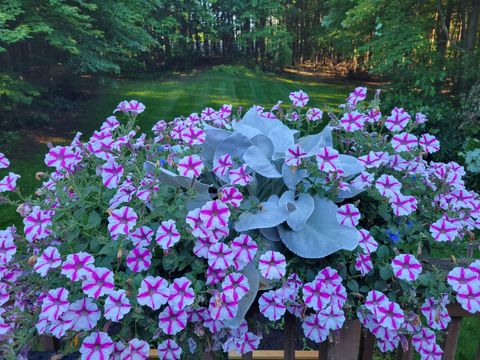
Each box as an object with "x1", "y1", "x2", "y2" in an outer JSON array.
[
  {"x1": 284, "y1": 312, "x2": 296, "y2": 360},
  {"x1": 39, "y1": 335, "x2": 55, "y2": 352},
  {"x1": 397, "y1": 337, "x2": 413, "y2": 360},
  {"x1": 241, "y1": 352, "x2": 253, "y2": 360},
  {"x1": 443, "y1": 316, "x2": 463, "y2": 360},
  {"x1": 318, "y1": 320, "x2": 362, "y2": 360},
  {"x1": 359, "y1": 330, "x2": 375, "y2": 360}
]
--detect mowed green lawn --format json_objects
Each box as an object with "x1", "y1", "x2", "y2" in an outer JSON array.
[{"x1": 0, "y1": 65, "x2": 478, "y2": 359}]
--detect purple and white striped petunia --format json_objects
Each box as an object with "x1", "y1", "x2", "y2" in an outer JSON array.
[
  {"x1": 289, "y1": 90, "x2": 309, "y2": 107},
  {"x1": 358, "y1": 229, "x2": 378, "y2": 254},
  {"x1": 181, "y1": 126, "x2": 206, "y2": 146},
  {"x1": 213, "y1": 154, "x2": 233, "y2": 177},
  {"x1": 157, "y1": 339, "x2": 182, "y2": 360},
  {"x1": 81, "y1": 266, "x2": 115, "y2": 299},
  {"x1": 285, "y1": 144, "x2": 307, "y2": 167},
  {"x1": 101, "y1": 159, "x2": 124, "y2": 189},
  {"x1": 0, "y1": 172, "x2": 20, "y2": 192},
  {"x1": 258, "y1": 251, "x2": 286, "y2": 279},
  {"x1": 0, "y1": 153, "x2": 9, "y2": 169},
  {"x1": 346, "y1": 87, "x2": 367, "y2": 106},
  {"x1": 375, "y1": 174, "x2": 402, "y2": 199},
  {"x1": 158, "y1": 305, "x2": 188, "y2": 335},
  {"x1": 447, "y1": 267, "x2": 480, "y2": 292},
  {"x1": 177, "y1": 154, "x2": 204, "y2": 178},
  {"x1": 41, "y1": 287, "x2": 70, "y2": 321},
  {"x1": 62, "y1": 297, "x2": 100, "y2": 331},
  {"x1": 336, "y1": 203, "x2": 361, "y2": 227},
  {"x1": 456, "y1": 284, "x2": 480, "y2": 313},
  {"x1": 258, "y1": 290, "x2": 286, "y2": 321},
  {"x1": 302, "y1": 279, "x2": 331, "y2": 311},
  {"x1": 339, "y1": 111, "x2": 365, "y2": 132},
  {"x1": 222, "y1": 273, "x2": 250, "y2": 301},
  {"x1": 44, "y1": 145, "x2": 79, "y2": 171},
  {"x1": 168, "y1": 277, "x2": 195, "y2": 311},
  {"x1": 208, "y1": 292, "x2": 239, "y2": 321},
  {"x1": 316, "y1": 146, "x2": 341, "y2": 173},
  {"x1": 302, "y1": 313, "x2": 329, "y2": 343},
  {"x1": 375, "y1": 301, "x2": 405, "y2": 330},
  {"x1": 121, "y1": 338, "x2": 150, "y2": 360},
  {"x1": 429, "y1": 218, "x2": 458, "y2": 242},
  {"x1": 231, "y1": 234, "x2": 258, "y2": 269},
  {"x1": 365, "y1": 290, "x2": 389, "y2": 316},
  {"x1": 391, "y1": 254, "x2": 422, "y2": 281},
  {"x1": 137, "y1": 276, "x2": 170, "y2": 310},
  {"x1": 219, "y1": 186, "x2": 243, "y2": 208},
  {"x1": 104, "y1": 289, "x2": 131, "y2": 322},
  {"x1": 208, "y1": 242, "x2": 234, "y2": 270},
  {"x1": 126, "y1": 247, "x2": 152, "y2": 273},
  {"x1": 355, "y1": 253, "x2": 373, "y2": 276},
  {"x1": 389, "y1": 193, "x2": 417, "y2": 216},
  {"x1": 155, "y1": 220, "x2": 181, "y2": 250},
  {"x1": 23, "y1": 206, "x2": 54, "y2": 242},
  {"x1": 108, "y1": 206, "x2": 138, "y2": 237},
  {"x1": 34, "y1": 246, "x2": 62, "y2": 277},
  {"x1": 129, "y1": 226, "x2": 153, "y2": 247},
  {"x1": 306, "y1": 108, "x2": 323, "y2": 121},
  {"x1": 200, "y1": 200, "x2": 230, "y2": 229},
  {"x1": 391, "y1": 132, "x2": 418, "y2": 152},
  {"x1": 385, "y1": 107, "x2": 410, "y2": 132},
  {"x1": 229, "y1": 164, "x2": 252, "y2": 186},
  {"x1": 61, "y1": 252, "x2": 94, "y2": 282},
  {"x1": 317, "y1": 305, "x2": 346, "y2": 331},
  {"x1": 79, "y1": 332, "x2": 114, "y2": 360},
  {"x1": 0, "y1": 230, "x2": 16, "y2": 265},
  {"x1": 419, "y1": 133, "x2": 440, "y2": 153}
]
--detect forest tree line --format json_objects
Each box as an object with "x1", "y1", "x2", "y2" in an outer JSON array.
[{"x1": 1, "y1": 0, "x2": 480, "y2": 129}]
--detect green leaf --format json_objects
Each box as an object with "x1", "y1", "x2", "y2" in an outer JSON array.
[
  {"x1": 86, "y1": 211, "x2": 101, "y2": 229},
  {"x1": 377, "y1": 245, "x2": 390, "y2": 261},
  {"x1": 347, "y1": 279, "x2": 359, "y2": 292},
  {"x1": 380, "y1": 266, "x2": 393, "y2": 280}
]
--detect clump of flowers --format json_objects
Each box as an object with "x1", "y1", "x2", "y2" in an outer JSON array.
[{"x1": 0, "y1": 91, "x2": 479, "y2": 360}]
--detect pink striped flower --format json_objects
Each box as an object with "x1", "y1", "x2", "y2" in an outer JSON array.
[
  {"x1": 82, "y1": 267, "x2": 115, "y2": 299},
  {"x1": 34, "y1": 246, "x2": 62, "y2": 277},
  {"x1": 346, "y1": 87, "x2": 367, "y2": 106},
  {"x1": 157, "y1": 339, "x2": 182, "y2": 360},
  {"x1": 421, "y1": 297, "x2": 451, "y2": 330},
  {"x1": 104, "y1": 289, "x2": 131, "y2": 322},
  {"x1": 355, "y1": 253, "x2": 373, "y2": 276},
  {"x1": 206, "y1": 266, "x2": 226, "y2": 285},
  {"x1": 177, "y1": 154, "x2": 204, "y2": 178},
  {"x1": 168, "y1": 277, "x2": 195, "y2": 311},
  {"x1": 137, "y1": 276, "x2": 169, "y2": 310},
  {"x1": 429, "y1": 218, "x2": 458, "y2": 242},
  {"x1": 285, "y1": 144, "x2": 307, "y2": 167},
  {"x1": 0, "y1": 172, "x2": 20, "y2": 192},
  {"x1": 181, "y1": 126, "x2": 206, "y2": 146},
  {"x1": 306, "y1": 107, "x2": 323, "y2": 121},
  {"x1": 289, "y1": 90, "x2": 309, "y2": 107},
  {"x1": 376, "y1": 301, "x2": 405, "y2": 330},
  {"x1": 112, "y1": 341, "x2": 126, "y2": 360},
  {"x1": 456, "y1": 284, "x2": 480, "y2": 313},
  {"x1": 391, "y1": 132, "x2": 418, "y2": 152},
  {"x1": 41, "y1": 287, "x2": 70, "y2": 321},
  {"x1": 100, "y1": 116, "x2": 119, "y2": 131},
  {"x1": 0, "y1": 153, "x2": 9, "y2": 169},
  {"x1": 391, "y1": 254, "x2": 422, "y2": 281},
  {"x1": 44, "y1": 145, "x2": 78, "y2": 171},
  {"x1": 101, "y1": 159, "x2": 124, "y2": 189},
  {"x1": 336, "y1": 203, "x2": 361, "y2": 227},
  {"x1": 375, "y1": 174, "x2": 402, "y2": 198},
  {"x1": 0, "y1": 230, "x2": 16, "y2": 265},
  {"x1": 385, "y1": 108, "x2": 410, "y2": 132},
  {"x1": 61, "y1": 252, "x2": 94, "y2": 282},
  {"x1": 156, "y1": 220, "x2": 181, "y2": 250},
  {"x1": 121, "y1": 339, "x2": 149, "y2": 360},
  {"x1": 80, "y1": 332, "x2": 114, "y2": 360},
  {"x1": 229, "y1": 164, "x2": 252, "y2": 186},
  {"x1": 358, "y1": 229, "x2": 378, "y2": 254},
  {"x1": 420, "y1": 343, "x2": 443, "y2": 359},
  {"x1": 415, "y1": 112, "x2": 428, "y2": 124},
  {"x1": 302, "y1": 279, "x2": 331, "y2": 311},
  {"x1": 316, "y1": 146, "x2": 340, "y2": 172},
  {"x1": 447, "y1": 267, "x2": 480, "y2": 292},
  {"x1": 419, "y1": 133, "x2": 440, "y2": 153},
  {"x1": 23, "y1": 206, "x2": 54, "y2": 242},
  {"x1": 158, "y1": 305, "x2": 187, "y2": 335},
  {"x1": 126, "y1": 247, "x2": 152, "y2": 273},
  {"x1": 108, "y1": 206, "x2": 138, "y2": 237},
  {"x1": 200, "y1": 200, "x2": 230, "y2": 229},
  {"x1": 258, "y1": 251, "x2": 286, "y2": 279},
  {"x1": 366, "y1": 108, "x2": 381, "y2": 123},
  {"x1": 208, "y1": 242, "x2": 234, "y2": 270},
  {"x1": 340, "y1": 111, "x2": 365, "y2": 132},
  {"x1": 62, "y1": 297, "x2": 100, "y2": 331},
  {"x1": 0, "y1": 283, "x2": 8, "y2": 306},
  {"x1": 89, "y1": 130, "x2": 114, "y2": 160},
  {"x1": 231, "y1": 234, "x2": 258, "y2": 269},
  {"x1": 365, "y1": 290, "x2": 389, "y2": 316},
  {"x1": 388, "y1": 193, "x2": 417, "y2": 216},
  {"x1": 219, "y1": 186, "x2": 243, "y2": 208},
  {"x1": 213, "y1": 154, "x2": 233, "y2": 177},
  {"x1": 129, "y1": 226, "x2": 153, "y2": 247},
  {"x1": 222, "y1": 273, "x2": 250, "y2": 301},
  {"x1": 201, "y1": 106, "x2": 216, "y2": 120},
  {"x1": 232, "y1": 332, "x2": 261, "y2": 354},
  {"x1": 412, "y1": 327, "x2": 436, "y2": 353},
  {"x1": 209, "y1": 292, "x2": 239, "y2": 320},
  {"x1": 302, "y1": 313, "x2": 329, "y2": 343},
  {"x1": 193, "y1": 236, "x2": 217, "y2": 258},
  {"x1": 185, "y1": 208, "x2": 210, "y2": 238},
  {"x1": 317, "y1": 305, "x2": 345, "y2": 330},
  {"x1": 315, "y1": 267, "x2": 342, "y2": 287},
  {"x1": 259, "y1": 290, "x2": 286, "y2": 321},
  {"x1": 358, "y1": 151, "x2": 389, "y2": 168}
]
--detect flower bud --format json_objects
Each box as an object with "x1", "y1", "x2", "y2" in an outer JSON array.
[{"x1": 28, "y1": 255, "x2": 38, "y2": 266}]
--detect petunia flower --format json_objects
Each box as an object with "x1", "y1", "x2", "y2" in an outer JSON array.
[
  {"x1": 156, "y1": 220, "x2": 181, "y2": 249},
  {"x1": 302, "y1": 279, "x2": 331, "y2": 311},
  {"x1": 157, "y1": 339, "x2": 182, "y2": 360},
  {"x1": 181, "y1": 126, "x2": 206, "y2": 146},
  {"x1": 79, "y1": 332, "x2": 114, "y2": 360},
  {"x1": 336, "y1": 203, "x2": 361, "y2": 227},
  {"x1": 206, "y1": 266, "x2": 227, "y2": 285},
  {"x1": 62, "y1": 297, "x2": 100, "y2": 331},
  {"x1": 317, "y1": 305, "x2": 345, "y2": 331},
  {"x1": 385, "y1": 107, "x2": 410, "y2": 132},
  {"x1": 365, "y1": 290, "x2": 389, "y2": 316},
  {"x1": 168, "y1": 277, "x2": 195, "y2": 311},
  {"x1": 285, "y1": 144, "x2": 307, "y2": 167},
  {"x1": 185, "y1": 208, "x2": 210, "y2": 238},
  {"x1": 0, "y1": 230, "x2": 16, "y2": 265},
  {"x1": 258, "y1": 290, "x2": 286, "y2": 321},
  {"x1": 219, "y1": 186, "x2": 243, "y2": 208},
  {"x1": 316, "y1": 147, "x2": 340, "y2": 172},
  {"x1": 346, "y1": 87, "x2": 367, "y2": 106},
  {"x1": 44, "y1": 145, "x2": 78, "y2": 171},
  {"x1": 0, "y1": 153, "x2": 9, "y2": 169},
  {"x1": 34, "y1": 246, "x2": 62, "y2": 277},
  {"x1": 302, "y1": 313, "x2": 329, "y2": 343},
  {"x1": 429, "y1": 218, "x2": 458, "y2": 242},
  {"x1": 213, "y1": 154, "x2": 233, "y2": 177},
  {"x1": 158, "y1": 305, "x2": 188, "y2": 335},
  {"x1": 375, "y1": 174, "x2": 402, "y2": 198},
  {"x1": 108, "y1": 206, "x2": 138, "y2": 237},
  {"x1": 358, "y1": 151, "x2": 389, "y2": 169},
  {"x1": 447, "y1": 267, "x2": 480, "y2": 292},
  {"x1": 232, "y1": 332, "x2": 261, "y2": 354},
  {"x1": 208, "y1": 292, "x2": 239, "y2": 321},
  {"x1": 208, "y1": 243, "x2": 234, "y2": 270},
  {"x1": 391, "y1": 254, "x2": 422, "y2": 281},
  {"x1": 376, "y1": 301, "x2": 405, "y2": 330},
  {"x1": 306, "y1": 108, "x2": 323, "y2": 121},
  {"x1": 104, "y1": 289, "x2": 131, "y2": 322},
  {"x1": 455, "y1": 284, "x2": 480, "y2": 313},
  {"x1": 421, "y1": 297, "x2": 451, "y2": 330},
  {"x1": 258, "y1": 251, "x2": 286, "y2": 279},
  {"x1": 129, "y1": 226, "x2": 153, "y2": 247},
  {"x1": 358, "y1": 229, "x2": 378, "y2": 254},
  {"x1": 355, "y1": 253, "x2": 373, "y2": 276},
  {"x1": 229, "y1": 164, "x2": 252, "y2": 186},
  {"x1": 23, "y1": 206, "x2": 54, "y2": 242},
  {"x1": 101, "y1": 159, "x2": 124, "y2": 189},
  {"x1": 388, "y1": 193, "x2": 417, "y2": 216},
  {"x1": 340, "y1": 111, "x2": 365, "y2": 131},
  {"x1": 200, "y1": 200, "x2": 230, "y2": 229},
  {"x1": 289, "y1": 90, "x2": 309, "y2": 107},
  {"x1": 222, "y1": 273, "x2": 250, "y2": 301},
  {"x1": 231, "y1": 234, "x2": 258, "y2": 269},
  {"x1": 121, "y1": 338, "x2": 150, "y2": 360},
  {"x1": 201, "y1": 106, "x2": 216, "y2": 120},
  {"x1": 419, "y1": 133, "x2": 440, "y2": 153},
  {"x1": 41, "y1": 287, "x2": 70, "y2": 321},
  {"x1": 61, "y1": 252, "x2": 94, "y2": 282},
  {"x1": 137, "y1": 276, "x2": 170, "y2": 310},
  {"x1": 82, "y1": 267, "x2": 115, "y2": 299},
  {"x1": 315, "y1": 267, "x2": 342, "y2": 286},
  {"x1": 391, "y1": 132, "x2": 418, "y2": 152},
  {"x1": 177, "y1": 154, "x2": 204, "y2": 178},
  {"x1": 126, "y1": 247, "x2": 152, "y2": 273}
]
